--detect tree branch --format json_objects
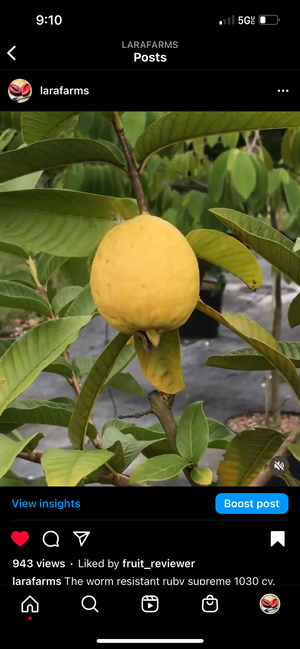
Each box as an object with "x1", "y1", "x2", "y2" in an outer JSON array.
[
  {"x1": 118, "y1": 408, "x2": 153, "y2": 420},
  {"x1": 169, "y1": 182, "x2": 208, "y2": 194},
  {"x1": 112, "y1": 112, "x2": 148, "y2": 213},
  {"x1": 249, "y1": 429, "x2": 300, "y2": 486},
  {"x1": 101, "y1": 473, "x2": 149, "y2": 487},
  {"x1": 148, "y1": 390, "x2": 200, "y2": 487},
  {"x1": 246, "y1": 129, "x2": 261, "y2": 153}
]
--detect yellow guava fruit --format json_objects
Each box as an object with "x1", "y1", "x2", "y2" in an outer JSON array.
[{"x1": 90, "y1": 213, "x2": 200, "y2": 335}]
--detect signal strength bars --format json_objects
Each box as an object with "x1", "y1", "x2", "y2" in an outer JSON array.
[{"x1": 219, "y1": 16, "x2": 235, "y2": 24}]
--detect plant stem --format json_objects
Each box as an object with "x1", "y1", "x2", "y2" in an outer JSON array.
[
  {"x1": 112, "y1": 112, "x2": 149, "y2": 213},
  {"x1": 270, "y1": 208, "x2": 282, "y2": 426},
  {"x1": 148, "y1": 391, "x2": 199, "y2": 487}
]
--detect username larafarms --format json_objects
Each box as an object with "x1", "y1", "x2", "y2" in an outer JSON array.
[
  {"x1": 122, "y1": 41, "x2": 178, "y2": 48},
  {"x1": 40, "y1": 87, "x2": 89, "y2": 95}
]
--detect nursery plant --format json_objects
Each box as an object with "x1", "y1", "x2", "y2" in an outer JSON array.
[
  {"x1": 205, "y1": 128, "x2": 300, "y2": 431},
  {"x1": 1, "y1": 111, "x2": 300, "y2": 488}
]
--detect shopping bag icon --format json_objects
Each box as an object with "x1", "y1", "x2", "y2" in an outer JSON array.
[{"x1": 201, "y1": 594, "x2": 218, "y2": 613}]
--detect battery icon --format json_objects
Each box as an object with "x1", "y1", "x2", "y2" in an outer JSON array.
[{"x1": 259, "y1": 15, "x2": 279, "y2": 24}]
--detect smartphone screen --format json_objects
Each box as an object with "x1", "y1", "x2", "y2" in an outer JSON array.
[{"x1": 1, "y1": 10, "x2": 299, "y2": 647}]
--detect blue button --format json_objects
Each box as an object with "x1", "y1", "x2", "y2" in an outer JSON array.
[{"x1": 215, "y1": 493, "x2": 288, "y2": 514}]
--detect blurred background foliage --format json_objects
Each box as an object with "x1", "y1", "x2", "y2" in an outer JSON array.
[{"x1": 1, "y1": 111, "x2": 300, "y2": 331}]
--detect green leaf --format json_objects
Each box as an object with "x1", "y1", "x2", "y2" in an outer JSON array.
[
  {"x1": 21, "y1": 112, "x2": 80, "y2": 144},
  {"x1": 130, "y1": 454, "x2": 190, "y2": 484},
  {"x1": 196, "y1": 299, "x2": 300, "y2": 400},
  {"x1": 72, "y1": 355, "x2": 95, "y2": 378},
  {"x1": 105, "y1": 345, "x2": 136, "y2": 382},
  {"x1": 107, "y1": 372, "x2": 143, "y2": 396},
  {"x1": 83, "y1": 440, "x2": 126, "y2": 482},
  {"x1": 0, "y1": 139, "x2": 125, "y2": 184},
  {"x1": 207, "y1": 419, "x2": 235, "y2": 448},
  {"x1": 209, "y1": 207, "x2": 300, "y2": 285},
  {"x1": 43, "y1": 356, "x2": 73, "y2": 379},
  {"x1": 0, "y1": 398, "x2": 98, "y2": 439},
  {"x1": 281, "y1": 129, "x2": 295, "y2": 167},
  {"x1": 190, "y1": 466, "x2": 213, "y2": 485},
  {"x1": 135, "y1": 112, "x2": 300, "y2": 170},
  {"x1": 0, "y1": 280, "x2": 52, "y2": 316},
  {"x1": 0, "y1": 339, "x2": 14, "y2": 356},
  {"x1": 208, "y1": 150, "x2": 230, "y2": 202},
  {"x1": 117, "y1": 424, "x2": 172, "y2": 458},
  {"x1": 64, "y1": 285, "x2": 96, "y2": 317},
  {"x1": 0, "y1": 241, "x2": 30, "y2": 259},
  {"x1": 0, "y1": 190, "x2": 138, "y2": 257},
  {"x1": 280, "y1": 471, "x2": 300, "y2": 487},
  {"x1": 283, "y1": 176, "x2": 300, "y2": 215},
  {"x1": 37, "y1": 254, "x2": 69, "y2": 285},
  {"x1": 0, "y1": 432, "x2": 45, "y2": 478},
  {"x1": 102, "y1": 426, "x2": 164, "y2": 469},
  {"x1": 182, "y1": 191, "x2": 203, "y2": 221},
  {"x1": 268, "y1": 169, "x2": 281, "y2": 195},
  {"x1": 288, "y1": 294, "x2": 300, "y2": 328},
  {"x1": 0, "y1": 170, "x2": 42, "y2": 193},
  {"x1": 286, "y1": 437, "x2": 300, "y2": 461},
  {"x1": 294, "y1": 238, "x2": 300, "y2": 253},
  {"x1": 134, "y1": 329, "x2": 185, "y2": 394},
  {"x1": 60, "y1": 258, "x2": 90, "y2": 287},
  {"x1": 176, "y1": 401, "x2": 209, "y2": 463},
  {"x1": 102, "y1": 418, "x2": 134, "y2": 434},
  {"x1": 24, "y1": 433, "x2": 44, "y2": 452},
  {"x1": 206, "y1": 342, "x2": 300, "y2": 371},
  {"x1": 41, "y1": 447, "x2": 114, "y2": 486},
  {"x1": 0, "y1": 343, "x2": 73, "y2": 378},
  {"x1": 52, "y1": 286, "x2": 83, "y2": 315},
  {"x1": 0, "y1": 470, "x2": 28, "y2": 486},
  {"x1": 68, "y1": 333, "x2": 129, "y2": 449},
  {"x1": 186, "y1": 229, "x2": 262, "y2": 290},
  {"x1": 0, "y1": 271, "x2": 36, "y2": 288},
  {"x1": 217, "y1": 428, "x2": 284, "y2": 486},
  {"x1": 230, "y1": 151, "x2": 256, "y2": 199},
  {"x1": 0, "y1": 316, "x2": 91, "y2": 414},
  {"x1": 121, "y1": 112, "x2": 146, "y2": 147},
  {"x1": 0, "y1": 128, "x2": 16, "y2": 151},
  {"x1": 6, "y1": 429, "x2": 23, "y2": 442},
  {"x1": 221, "y1": 132, "x2": 239, "y2": 148}
]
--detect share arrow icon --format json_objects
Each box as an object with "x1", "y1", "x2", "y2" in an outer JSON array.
[{"x1": 73, "y1": 531, "x2": 90, "y2": 547}]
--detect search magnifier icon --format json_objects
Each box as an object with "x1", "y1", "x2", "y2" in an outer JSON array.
[
  {"x1": 42, "y1": 530, "x2": 59, "y2": 547},
  {"x1": 81, "y1": 596, "x2": 99, "y2": 613}
]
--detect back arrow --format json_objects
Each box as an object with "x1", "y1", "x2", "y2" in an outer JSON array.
[{"x1": 7, "y1": 46, "x2": 16, "y2": 61}]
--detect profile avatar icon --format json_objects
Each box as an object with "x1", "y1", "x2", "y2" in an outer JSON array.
[
  {"x1": 259, "y1": 593, "x2": 280, "y2": 614},
  {"x1": 8, "y1": 78, "x2": 32, "y2": 103}
]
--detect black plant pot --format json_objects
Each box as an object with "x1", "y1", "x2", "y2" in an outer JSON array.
[{"x1": 179, "y1": 281, "x2": 225, "y2": 340}]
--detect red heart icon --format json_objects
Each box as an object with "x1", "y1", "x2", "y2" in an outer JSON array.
[{"x1": 11, "y1": 531, "x2": 29, "y2": 546}]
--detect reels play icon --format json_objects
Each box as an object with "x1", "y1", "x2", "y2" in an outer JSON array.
[
  {"x1": 11, "y1": 531, "x2": 29, "y2": 546},
  {"x1": 141, "y1": 595, "x2": 159, "y2": 613}
]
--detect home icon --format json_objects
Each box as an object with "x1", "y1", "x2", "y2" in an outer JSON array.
[{"x1": 21, "y1": 596, "x2": 39, "y2": 613}]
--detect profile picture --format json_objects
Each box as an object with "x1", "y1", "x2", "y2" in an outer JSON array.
[
  {"x1": 8, "y1": 79, "x2": 32, "y2": 103},
  {"x1": 259, "y1": 594, "x2": 280, "y2": 614}
]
